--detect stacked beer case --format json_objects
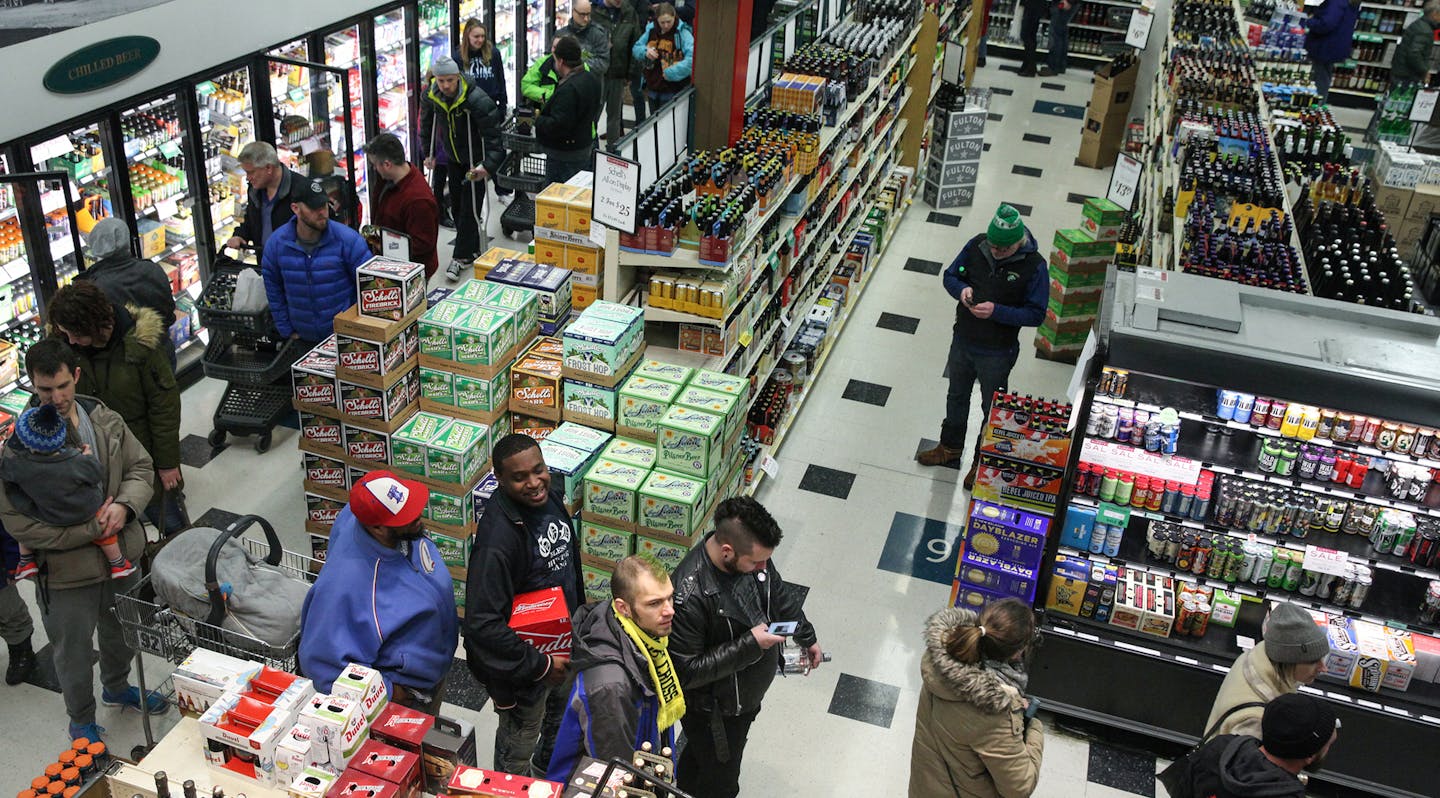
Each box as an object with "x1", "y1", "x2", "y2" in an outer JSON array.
[
  {"x1": 1039, "y1": 198, "x2": 1121, "y2": 362},
  {"x1": 923, "y1": 87, "x2": 988, "y2": 211},
  {"x1": 1078, "y1": 58, "x2": 1137, "y2": 169},
  {"x1": 532, "y1": 183, "x2": 604, "y2": 311},
  {"x1": 951, "y1": 394, "x2": 1073, "y2": 609}
]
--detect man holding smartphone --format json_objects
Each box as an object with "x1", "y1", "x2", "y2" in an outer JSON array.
[
  {"x1": 668, "y1": 497, "x2": 821, "y2": 798},
  {"x1": 916, "y1": 204, "x2": 1049, "y2": 488}
]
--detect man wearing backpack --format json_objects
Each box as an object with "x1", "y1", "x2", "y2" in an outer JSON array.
[{"x1": 1180, "y1": 693, "x2": 1339, "y2": 798}]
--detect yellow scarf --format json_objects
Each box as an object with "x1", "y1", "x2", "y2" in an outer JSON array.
[{"x1": 613, "y1": 600, "x2": 686, "y2": 735}]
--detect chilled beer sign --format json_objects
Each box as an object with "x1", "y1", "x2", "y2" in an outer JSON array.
[{"x1": 44, "y1": 36, "x2": 161, "y2": 95}]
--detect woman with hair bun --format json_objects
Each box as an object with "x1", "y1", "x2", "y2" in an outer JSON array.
[{"x1": 909, "y1": 598, "x2": 1045, "y2": 797}]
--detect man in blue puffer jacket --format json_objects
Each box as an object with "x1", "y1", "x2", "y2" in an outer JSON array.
[
  {"x1": 261, "y1": 178, "x2": 372, "y2": 346},
  {"x1": 298, "y1": 471, "x2": 457, "y2": 713},
  {"x1": 1304, "y1": 0, "x2": 1361, "y2": 102}
]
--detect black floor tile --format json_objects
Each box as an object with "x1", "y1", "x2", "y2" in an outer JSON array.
[
  {"x1": 988, "y1": 112, "x2": 1004, "y2": 122},
  {"x1": 842, "y1": 379, "x2": 892, "y2": 407},
  {"x1": 1022, "y1": 133, "x2": 1052, "y2": 144},
  {"x1": 998, "y1": 64, "x2": 1021, "y2": 73},
  {"x1": 444, "y1": 657, "x2": 491, "y2": 712},
  {"x1": 1004, "y1": 202, "x2": 1034, "y2": 217},
  {"x1": 926, "y1": 211, "x2": 962, "y2": 227},
  {"x1": 1067, "y1": 192, "x2": 1089, "y2": 204},
  {"x1": 904, "y1": 257, "x2": 944, "y2": 275},
  {"x1": 990, "y1": 87, "x2": 1015, "y2": 96},
  {"x1": 983, "y1": 143, "x2": 992, "y2": 152},
  {"x1": 798, "y1": 464, "x2": 856, "y2": 500},
  {"x1": 827, "y1": 673, "x2": 901, "y2": 728},
  {"x1": 876, "y1": 312, "x2": 920, "y2": 335},
  {"x1": 1032, "y1": 99, "x2": 1086, "y2": 119},
  {"x1": 1040, "y1": 81, "x2": 1066, "y2": 91},
  {"x1": 192, "y1": 507, "x2": 244, "y2": 531},
  {"x1": 24, "y1": 643, "x2": 63, "y2": 693},
  {"x1": 179, "y1": 433, "x2": 228, "y2": 469},
  {"x1": 917, "y1": 438, "x2": 963, "y2": 469},
  {"x1": 1012, "y1": 165, "x2": 1043, "y2": 178},
  {"x1": 1087, "y1": 740, "x2": 1158, "y2": 797}
]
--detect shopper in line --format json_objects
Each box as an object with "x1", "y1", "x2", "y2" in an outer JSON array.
[
  {"x1": 261, "y1": 178, "x2": 371, "y2": 346},
  {"x1": 537, "y1": 36, "x2": 604, "y2": 184},
  {"x1": 457, "y1": 17, "x2": 513, "y2": 203},
  {"x1": 522, "y1": 39, "x2": 563, "y2": 107},
  {"x1": 367, "y1": 133, "x2": 441, "y2": 278},
  {"x1": 917, "y1": 204, "x2": 1047, "y2": 488},
  {"x1": 298, "y1": 471, "x2": 456, "y2": 715},
  {"x1": 669, "y1": 497, "x2": 823, "y2": 798},
  {"x1": 1304, "y1": 0, "x2": 1361, "y2": 102},
  {"x1": 632, "y1": 4, "x2": 694, "y2": 113},
  {"x1": 629, "y1": 0, "x2": 655, "y2": 126},
  {"x1": 47, "y1": 280, "x2": 186, "y2": 534},
  {"x1": 1391, "y1": 0, "x2": 1440, "y2": 86},
  {"x1": 420, "y1": 55, "x2": 506, "y2": 280},
  {"x1": 558, "y1": 1, "x2": 612, "y2": 76},
  {"x1": 1184, "y1": 693, "x2": 1339, "y2": 798},
  {"x1": 224, "y1": 142, "x2": 300, "y2": 256},
  {"x1": 0, "y1": 524, "x2": 38, "y2": 686},
  {"x1": 908, "y1": 599, "x2": 1044, "y2": 798},
  {"x1": 79, "y1": 217, "x2": 177, "y2": 369},
  {"x1": 1040, "y1": 0, "x2": 1079, "y2": 77},
  {"x1": 1206, "y1": 602, "x2": 1329, "y2": 739},
  {"x1": 597, "y1": 0, "x2": 642, "y2": 146},
  {"x1": 1017, "y1": 0, "x2": 1051, "y2": 76},
  {"x1": 463, "y1": 434, "x2": 584, "y2": 776},
  {"x1": 546, "y1": 554, "x2": 683, "y2": 782},
  {"x1": 0, "y1": 339, "x2": 163, "y2": 741}
]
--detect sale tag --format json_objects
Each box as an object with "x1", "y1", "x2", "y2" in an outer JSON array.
[
  {"x1": 1126, "y1": 9, "x2": 1155, "y2": 48},
  {"x1": 1108, "y1": 153, "x2": 1143, "y2": 212},
  {"x1": 760, "y1": 454, "x2": 780, "y2": 480},
  {"x1": 1302, "y1": 545, "x2": 1350, "y2": 577},
  {"x1": 1411, "y1": 89, "x2": 1439, "y2": 123}
]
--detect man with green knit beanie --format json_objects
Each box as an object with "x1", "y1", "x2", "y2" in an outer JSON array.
[{"x1": 917, "y1": 204, "x2": 1049, "y2": 487}]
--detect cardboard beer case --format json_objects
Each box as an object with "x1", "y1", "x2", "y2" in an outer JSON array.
[
  {"x1": 509, "y1": 586, "x2": 573, "y2": 659},
  {"x1": 357, "y1": 257, "x2": 426, "y2": 322}
]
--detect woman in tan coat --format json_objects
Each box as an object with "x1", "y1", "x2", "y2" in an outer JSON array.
[
  {"x1": 1205, "y1": 601, "x2": 1329, "y2": 739},
  {"x1": 909, "y1": 599, "x2": 1045, "y2": 798}
]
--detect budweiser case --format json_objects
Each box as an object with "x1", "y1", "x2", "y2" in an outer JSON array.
[
  {"x1": 357, "y1": 257, "x2": 426, "y2": 321},
  {"x1": 509, "y1": 586, "x2": 572, "y2": 659},
  {"x1": 370, "y1": 703, "x2": 434, "y2": 754}
]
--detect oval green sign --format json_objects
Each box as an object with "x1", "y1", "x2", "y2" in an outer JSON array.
[{"x1": 44, "y1": 36, "x2": 161, "y2": 95}]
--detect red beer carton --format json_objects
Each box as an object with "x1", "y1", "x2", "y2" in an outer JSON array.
[
  {"x1": 349, "y1": 740, "x2": 421, "y2": 798},
  {"x1": 325, "y1": 773, "x2": 399, "y2": 798},
  {"x1": 508, "y1": 586, "x2": 572, "y2": 658},
  {"x1": 357, "y1": 257, "x2": 426, "y2": 321},
  {"x1": 446, "y1": 765, "x2": 563, "y2": 798},
  {"x1": 371, "y1": 703, "x2": 434, "y2": 754}
]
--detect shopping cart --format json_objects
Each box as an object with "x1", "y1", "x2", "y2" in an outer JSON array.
[
  {"x1": 497, "y1": 114, "x2": 548, "y2": 239},
  {"x1": 113, "y1": 514, "x2": 319, "y2": 756},
  {"x1": 196, "y1": 256, "x2": 302, "y2": 453}
]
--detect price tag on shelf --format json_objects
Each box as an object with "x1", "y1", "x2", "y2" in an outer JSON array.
[
  {"x1": 1107, "y1": 153, "x2": 1143, "y2": 211},
  {"x1": 759, "y1": 454, "x2": 780, "y2": 481},
  {"x1": 155, "y1": 198, "x2": 179, "y2": 220},
  {"x1": 1412, "y1": 89, "x2": 1440, "y2": 123},
  {"x1": 1302, "y1": 545, "x2": 1350, "y2": 577},
  {"x1": 1125, "y1": 8, "x2": 1155, "y2": 49}
]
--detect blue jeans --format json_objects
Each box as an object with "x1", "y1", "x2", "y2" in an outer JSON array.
[
  {"x1": 1047, "y1": 2, "x2": 1081, "y2": 73},
  {"x1": 144, "y1": 488, "x2": 189, "y2": 535},
  {"x1": 1312, "y1": 60, "x2": 1335, "y2": 103},
  {"x1": 645, "y1": 90, "x2": 680, "y2": 113},
  {"x1": 942, "y1": 333, "x2": 1020, "y2": 450},
  {"x1": 630, "y1": 74, "x2": 647, "y2": 125}
]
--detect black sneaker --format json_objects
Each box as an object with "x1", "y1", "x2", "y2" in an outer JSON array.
[{"x1": 6, "y1": 639, "x2": 37, "y2": 686}]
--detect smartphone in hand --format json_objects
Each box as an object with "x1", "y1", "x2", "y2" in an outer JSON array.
[{"x1": 767, "y1": 621, "x2": 799, "y2": 636}]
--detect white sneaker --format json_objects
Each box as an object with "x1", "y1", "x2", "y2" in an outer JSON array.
[
  {"x1": 446, "y1": 259, "x2": 466, "y2": 281},
  {"x1": 498, "y1": 193, "x2": 514, "y2": 207}
]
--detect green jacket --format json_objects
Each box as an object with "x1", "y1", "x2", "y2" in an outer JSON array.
[
  {"x1": 1392, "y1": 17, "x2": 1439, "y2": 85},
  {"x1": 597, "y1": 0, "x2": 642, "y2": 79},
  {"x1": 0, "y1": 395, "x2": 152, "y2": 590},
  {"x1": 74, "y1": 304, "x2": 182, "y2": 470},
  {"x1": 522, "y1": 54, "x2": 560, "y2": 106}
]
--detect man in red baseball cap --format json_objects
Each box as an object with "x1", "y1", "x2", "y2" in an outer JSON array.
[{"x1": 299, "y1": 471, "x2": 458, "y2": 713}]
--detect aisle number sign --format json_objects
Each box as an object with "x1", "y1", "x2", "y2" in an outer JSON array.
[
  {"x1": 1108, "y1": 153, "x2": 1144, "y2": 212},
  {"x1": 44, "y1": 36, "x2": 162, "y2": 95},
  {"x1": 591, "y1": 152, "x2": 641, "y2": 234}
]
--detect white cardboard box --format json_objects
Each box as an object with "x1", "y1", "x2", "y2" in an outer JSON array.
[{"x1": 172, "y1": 648, "x2": 262, "y2": 715}]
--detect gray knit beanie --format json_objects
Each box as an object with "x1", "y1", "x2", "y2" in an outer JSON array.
[
  {"x1": 432, "y1": 55, "x2": 460, "y2": 76},
  {"x1": 87, "y1": 217, "x2": 131, "y2": 259},
  {"x1": 1263, "y1": 602, "x2": 1330, "y2": 664}
]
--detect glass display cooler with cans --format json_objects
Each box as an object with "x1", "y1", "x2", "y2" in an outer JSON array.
[{"x1": 1026, "y1": 269, "x2": 1440, "y2": 798}]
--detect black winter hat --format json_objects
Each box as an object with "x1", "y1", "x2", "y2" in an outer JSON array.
[{"x1": 1262, "y1": 693, "x2": 1339, "y2": 760}]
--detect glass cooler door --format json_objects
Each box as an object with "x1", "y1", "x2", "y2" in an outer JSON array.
[
  {"x1": 196, "y1": 66, "x2": 257, "y2": 258},
  {"x1": 419, "y1": 0, "x2": 452, "y2": 75},
  {"x1": 494, "y1": 0, "x2": 521, "y2": 107},
  {"x1": 374, "y1": 7, "x2": 414, "y2": 159},
  {"x1": 262, "y1": 57, "x2": 358, "y2": 225},
  {"x1": 26, "y1": 118, "x2": 121, "y2": 292},
  {"x1": 322, "y1": 23, "x2": 369, "y2": 219},
  {"x1": 0, "y1": 162, "x2": 79, "y2": 378},
  {"x1": 526, "y1": 0, "x2": 548, "y2": 76}
]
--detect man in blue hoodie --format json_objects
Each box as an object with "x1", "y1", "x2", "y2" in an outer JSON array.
[
  {"x1": 299, "y1": 471, "x2": 457, "y2": 714},
  {"x1": 261, "y1": 178, "x2": 372, "y2": 347},
  {"x1": 916, "y1": 204, "x2": 1048, "y2": 488}
]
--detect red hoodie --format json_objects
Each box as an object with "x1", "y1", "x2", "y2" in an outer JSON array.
[{"x1": 374, "y1": 164, "x2": 441, "y2": 277}]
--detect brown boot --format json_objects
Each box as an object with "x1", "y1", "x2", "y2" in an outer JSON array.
[
  {"x1": 962, "y1": 460, "x2": 980, "y2": 491},
  {"x1": 917, "y1": 442, "x2": 964, "y2": 467}
]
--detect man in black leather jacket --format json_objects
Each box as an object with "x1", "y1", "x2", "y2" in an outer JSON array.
[{"x1": 668, "y1": 496, "x2": 822, "y2": 798}]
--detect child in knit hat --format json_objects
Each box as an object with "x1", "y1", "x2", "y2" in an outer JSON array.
[{"x1": 4, "y1": 404, "x2": 131, "y2": 580}]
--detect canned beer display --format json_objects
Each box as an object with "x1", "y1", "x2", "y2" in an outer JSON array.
[
  {"x1": 1085, "y1": 403, "x2": 1183, "y2": 456},
  {"x1": 1217, "y1": 389, "x2": 1440, "y2": 462}
]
